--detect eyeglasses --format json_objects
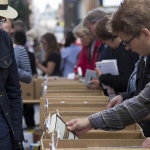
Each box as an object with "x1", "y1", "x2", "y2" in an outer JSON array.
[
  {"x1": 123, "y1": 31, "x2": 140, "y2": 47},
  {"x1": 0, "y1": 18, "x2": 6, "y2": 24}
]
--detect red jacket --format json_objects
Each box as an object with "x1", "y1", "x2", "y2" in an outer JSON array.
[{"x1": 74, "y1": 40, "x2": 101, "y2": 76}]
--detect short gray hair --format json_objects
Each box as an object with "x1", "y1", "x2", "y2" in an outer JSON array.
[{"x1": 83, "y1": 8, "x2": 106, "y2": 27}]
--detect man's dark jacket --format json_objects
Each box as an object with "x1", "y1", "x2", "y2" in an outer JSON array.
[
  {"x1": 121, "y1": 56, "x2": 150, "y2": 137},
  {"x1": 0, "y1": 29, "x2": 24, "y2": 140}
]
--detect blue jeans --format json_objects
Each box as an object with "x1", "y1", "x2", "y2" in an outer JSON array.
[{"x1": 0, "y1": 132, "x2": 12, "y2": 150}]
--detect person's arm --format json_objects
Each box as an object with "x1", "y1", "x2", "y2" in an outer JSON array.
[
  {"x1": 37, "y1": 61, "x2": 56, "y2": 75},
  {"x1": 67, "y1": 82, "x2": 150, "y2": 134},
  {"x1": 89, "y1": 82, "x2": 150, "y2": 131},
  {"x1": 6, "y1": 38, "x2": 24, "y2": 141},
  {"x1": 18, "y1": 68, "x2": 32, "y2": 83},
  {"x1": 36, "y1": 53, "x2": 60, "y2": 76},
  {"x1": 14, "y1": 46, "x2": 32, "y2": 83},
  {"x1": 98, "y1": 50, "x2": 138, "y2": 93}
]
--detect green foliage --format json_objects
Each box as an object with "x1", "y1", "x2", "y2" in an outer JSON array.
[{"x1": 9, "y1": 0, "x2": 31, "y2": 29}]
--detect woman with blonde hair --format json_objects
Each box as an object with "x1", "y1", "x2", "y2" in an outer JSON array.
[
  {"x1": 36, "y1": 33, "x2": 61, "y2": 76},
  {"x1": 73, "y1": 22, "x2": 101, "y2": 76}
]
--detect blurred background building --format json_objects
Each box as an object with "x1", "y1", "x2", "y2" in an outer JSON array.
[
  {"x1": 9, "y1": 0, "x2": 122, "y2": 42},
  {"x1": 63, "y1": 0, "x2": 100, "y2": 31}
]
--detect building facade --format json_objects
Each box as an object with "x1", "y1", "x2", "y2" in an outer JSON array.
[{"x1": 63, "y1": 0, "x2": 100, "y2": 31}]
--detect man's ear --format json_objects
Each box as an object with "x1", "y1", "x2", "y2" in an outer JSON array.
[{"x1": 141, "y1": 28, "x2": 150, "y2": 40}]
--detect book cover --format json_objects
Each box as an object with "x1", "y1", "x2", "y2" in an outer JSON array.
[{"x1": 84, "y1": 69, "x2": 97, "y2": 87}]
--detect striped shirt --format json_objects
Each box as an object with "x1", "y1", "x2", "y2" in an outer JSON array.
[
  {"x1": 14, "y1": 45, "x2": 32, "y2": 83},
  {"x1": 89, "y1": 82, "x2": 150, "y2": 131}
]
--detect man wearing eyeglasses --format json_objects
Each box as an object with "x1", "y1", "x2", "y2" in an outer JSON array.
[
  {"x1": 105, "y1": 1, "x2": 150, "y2": 138},
  {"x1": 67, "y1": 0, "x2": 150, "y2": 148}
]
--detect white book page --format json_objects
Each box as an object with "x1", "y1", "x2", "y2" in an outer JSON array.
[
  {"x1": 75, "y1": 135, "x2": 79, "y2": 139},
  {"x1": 96, "y1": 60, "x2": 119, "y2": 75},
  {"x1": 102, "y1": 59, "x2": 118, "y2": 72},
  {"x1": 55, "y1": 116, "x2": 66, "y2": 139},
  {"x1": 49, "y1": 114, "x2": 56, "y2": 133},
  {"x1": 68, "y1": 130, "x2": 79, "y2": 139},
  {"x1": 68, "y1": 132, "x2": 75, "y2": 139}
]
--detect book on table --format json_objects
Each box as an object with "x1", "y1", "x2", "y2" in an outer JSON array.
[
  {"x1": 84, "y1": 69, "x2": 97, "y2": 87},
  {"x1": 49, "y1": 113, "x2": 79, "y2": 139}
]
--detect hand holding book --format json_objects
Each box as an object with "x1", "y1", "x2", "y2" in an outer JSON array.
[
  {"x1": 84, "y1": 69, "x2": 100, "y2": 90},
  {"x1": 49, "y1": 113, "x2": 79, "y2": 139},
  {"x1": 66, "y1": 118, "x2": 93, "y2": 136},
  {"x1": 88, "y1": 79, "x2": 101, "y2": 90}
]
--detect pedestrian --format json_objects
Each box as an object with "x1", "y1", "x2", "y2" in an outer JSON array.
[
  {"x1": 0, "y1": 0, "x2": 24, "y2": 149},
  {"x1": 60, "y1": 31, "x2": 81, "y2": 77},
  {"x1": 36, "y1": 33, "x2": 61, "y2": 76}
]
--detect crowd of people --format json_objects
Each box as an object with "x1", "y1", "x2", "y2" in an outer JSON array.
[
  {"x1": 66, "y1": 0, "x2": 150, "y2": 148},
  {"x1": 1, "y1": 0, "x2": 150, "y2": 149}
]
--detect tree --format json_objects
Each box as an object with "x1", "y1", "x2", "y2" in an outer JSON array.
[{"x1": 9, "y1": 0, "x2": 31, "y2": 29}]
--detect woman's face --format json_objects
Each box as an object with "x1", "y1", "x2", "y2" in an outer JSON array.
[
  {"x1": 1, "y1": 19, "x2": 14, "y2": 35},
  {"x1": 41, "y1": 38, "x2": 49, "y2": 51},
  {"x1": 76, "y1": 32, "x2": 93, "y2": 46},
  {"x1": 86, "y1": 21, "x2": 98, "y2": 37}
]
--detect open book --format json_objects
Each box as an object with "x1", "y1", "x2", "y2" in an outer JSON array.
[
  {"x1": 84, "y1": 69, "x2": 97, "y2": 87},
  {"x1": 96, "y1": 59, "x2": 119, "y2": 75},
  {"x1": 49, "y1": 113, "x2": 79, "y2": 139}
]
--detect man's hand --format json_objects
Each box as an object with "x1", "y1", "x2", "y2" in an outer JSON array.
[
  {"x1": 66, "y1": 118, "x2": 93, "y2": 135},
  {"x1": 105, "y1": 95, "x2": 123, "y2": 109},
  {"x1": 141, "y1": 138, "x2": 150, "y2": 148},
  {"x1": 88, "y1": 79, "x2": 101, "y2": 90},
  {"x1": 95, "y1": 68, "x2": 102, "y2": 78}
]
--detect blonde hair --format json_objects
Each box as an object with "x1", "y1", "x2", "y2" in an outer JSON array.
[
  {"x1": 73, "y1": 22, "x2": 89, "y2": 37},
  {"x1": 83, "y1": 8, "x2": 106, "y2": 27},
  {"x1": 107, "y1": 0, "x2": 150, "y2": 36}
]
